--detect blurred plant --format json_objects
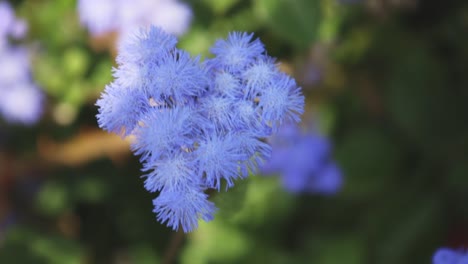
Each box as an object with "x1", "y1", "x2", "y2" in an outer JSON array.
[
  {"x1": 96, "y1": 26, "x2": 304, "y2": 232},
  {"x1": 261, "y1": 122, "x2": 343, "y2": 195},
  {"x1": 78, "y1": 0, "x2": 192, "y2": 41},
  {"x1": 0, "y1": 1, "x2": 43, "y2": 125},
  {"x1": 432, "y1": 248, "x2": 468, "y2": 264}
]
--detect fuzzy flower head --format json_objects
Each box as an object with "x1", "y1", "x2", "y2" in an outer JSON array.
[
  {"x1": 209, "y1": 32, "x2": 264, "y2": 72},
  {"x1": 96, "y1": 26, "x2": 305, "y2": 232}
]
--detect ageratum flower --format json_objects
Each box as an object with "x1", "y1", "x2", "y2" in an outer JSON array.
[
  {"x1": 432, "y1": 248, "x2": 468, "y2": 264},
  {"x1": 96, "y1": 26, "x2": 304, "y2": 232},
  {"x1": 261, "y1": 123, "x2": 343, "y2": 195}
]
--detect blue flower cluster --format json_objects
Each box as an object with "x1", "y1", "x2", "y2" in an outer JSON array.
[
  {"x1": 96, "y1": 26, "x2": 304, "y2": 232},
  {"x1": 0, "y1": 1, "x2": 43, "y2": 125},
  {"x1": 261, "y1": 123, "x2": 342, "y2": 195},
  {"x1": 433, "y1": 248, "x2": 468, "y2": 264}
]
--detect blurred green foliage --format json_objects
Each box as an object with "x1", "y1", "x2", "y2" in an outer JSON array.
[{"x1": 1, "y1": 0, "x2": 468, "y2": 263}]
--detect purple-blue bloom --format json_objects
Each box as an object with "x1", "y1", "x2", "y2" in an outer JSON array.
[
  {"x1": 433, "y1": 248, "x2": 468, "y2": 264},
  {"x1": 258, "y1": 74, "x2": 304, "y2": 130},
  {"x1": 208, "y1": 32, "x2": 265, "y2": 72},
  {"x1": 0, "y1": 1, "x2": 27, "y2": 44},
  {"x1": 261, "y1": 123, "x2": 343, "y2": 195},
  {"x1": 145, "y1": 50, "x2": 208, "y2": 102},
  {"x1": 154, "y1": 185, "x2": 216, "y2": 232},
  {"x1": 195, "y1": 133, "x2": 247, "y2": 190},
  {"x1": 96, "y1": 26, "x2": 304, "y2": 232},
  {"x1": 78, "y1": 0, "x2": 192, "y2": 42},
  {"x1": 0, "y1": 1, "x2": 43, "y2": 125}
]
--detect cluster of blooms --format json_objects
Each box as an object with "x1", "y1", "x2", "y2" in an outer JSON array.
[
  {"x1": 433, "y1": 248, "x2": 468, "y2": 264},
  {"x1": 0, "y1": 1, "x2": 43, "y2": 125},
  {"x1": 78, "y1": 0, "x2": 192, "y2": 40},
  {"x1": 96, "y1": 26, "x2": 304, "y2": 232},
  {"x1": 261, "y1": 123, "x2": 343, "y2": 195}
]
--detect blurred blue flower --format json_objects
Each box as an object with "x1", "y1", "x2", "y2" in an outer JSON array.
[
  {"x1": 433, "y1": 248, "x2": 468, "y2": 264},
  {"x1": 208, "y1": 32, "x2": 265, "y2": 72},
  {"x1": 0, "y1": 1, "x2": 27, "y2": 44},
  {"x1": 261, "y1": 123, "x2": 343, "y2": 195},
  {"x1": 78, "y1": 0, "x2": 192, "y2": 42},
  {"x1": 96, "y1": 26, "x2": 304, "y2": 232},
  {"x1": 0, "y1": 2, "x2": 43, "y2": 125}
]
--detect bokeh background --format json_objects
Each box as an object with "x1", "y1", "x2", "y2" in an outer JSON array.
[{"x1": 1, "y1": 0, "x2": 468, "y2": 263}]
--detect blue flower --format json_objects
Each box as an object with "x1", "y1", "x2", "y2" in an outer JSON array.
[
  {"x1": 199, "y1": 95, "x2": 236, "y2": 131},
  {"x1": 234, "y1": 131, "x2": 272, "y2": 176},
  {"x1": 78, "y1": 0, "x2": 192, "y2": 41},
  {"x1": 208, "y1": 32, "x2": 264, "y2": 72},
  {"x1": 261, "y1": 123, "x2": 342, "y2": 195},
  {"x1": 145, "y1": 50, "x2": 209, "y2": 103},
  {"x1": 242, "y1": 56, "x2": 278, "y2": 95},
  {"x1": 0, "y1": 1, "x2": 27, "y2": 42},
  {"x1": 258, "y1": 74, "x2": 305, "y2": 129},
  {"x1": 153, "y1": 186, "x2": 216, "y2": 232},
  {"x1": 0, "y1": 3, "x2": 42, "y2": 125},
  {"x1": 432, "y1": 248, "x2": 468, "y2": 264},
  {"x1": 0, "y1": 82, "x2": 43, "y2": 125},
  {"x1": 232, "y1": 99, "x2": 262, "y2": 131},
  {"x1": 96, "y1": 83, "x2": 148, "y2": 136},
  {"x1": 96, "y1": 26, "x2": 304, "y2": 232},
  {"x1": 142, "y1": 151, "x2": 197, "y2": 193},
  {"x1": 195, "y1": 133, "x2": 247, "y2": 190},
  {"x1": 211, "y1": 71, "x2": 242, "y2": 98},
  {"x1": 117, "y1": 26, "x2": 178, "y2": 66},
  {"x1": 131, "y1": 107, "x2": 201, "y2": 163}
]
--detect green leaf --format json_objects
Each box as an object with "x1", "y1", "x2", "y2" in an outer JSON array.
[
  {"x1": 375, "y1": 198, "x2": 441, "y2": 264},
  {"x1": 254, "y1": 0, "x2": 322, "y2": 49},
  {"x1": 315, "y1": 235, "x2": 366, "y2": 264},
  {"x1": 35, "y1": 182, "x2": 70, "y2": 216},
  {"x1": 128, "y1": 245, "x2": 161, "y2": 264},
  {"x1": 181, "y1": 219, "x2": 251, "y2": 264},
  {"x1": 73, "y1": 176, "x2": 108, "y2": 203},
  {"x1": 335, "y1": 127, "x2": 403, "y2": 198},
  {"x1": 2, "y1": 227, "x2": 83, "y2": 264},
  {"x1": 62, "y1": 47, "x2": 90, "y2": 78},
  {"x1": 201, "y1": 0, "x2": 241, "y2": 15},
  {"x1": 229, "y1": 176, "x2": 295, "y2": 227}
]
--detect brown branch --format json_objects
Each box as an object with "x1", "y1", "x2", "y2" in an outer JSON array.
[{"x1": 162, "y1": 230, "x2": 185, "y2": 264}]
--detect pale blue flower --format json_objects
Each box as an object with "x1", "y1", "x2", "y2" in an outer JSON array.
[
  {"x1": 95, "y1": 82, "x2": 148, "y2": 136},
  {"x1": 78, "y1": 0, "x2": 192, "y2": 43},
  {"x1": 96, "y1": 26, "x2": 304, "y2": 232},
  {"x1": 195, "y1": 133, "x2": 247, "y2": 190},
  {"x1": 143, "y1": 151, "x2": 197, "y2": 193},
  {"x1": 0, "y1": 2, "x2": 42, "y2": 125},
  {"x1": 153, "y1": 185, "x2": 216, "y2": 232},
  {"x1": 144, "y1": 50, "x2": 208, "y2": 103},
  {"x1": 209, "y1": 32, "x2": 265, "y2": 72},
  {"x1": 131, "y1": 107, "x2": 201, "y2": 163},
  {"x1": 258, "y1": 74, "x2": 304, "y2": 129}
]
